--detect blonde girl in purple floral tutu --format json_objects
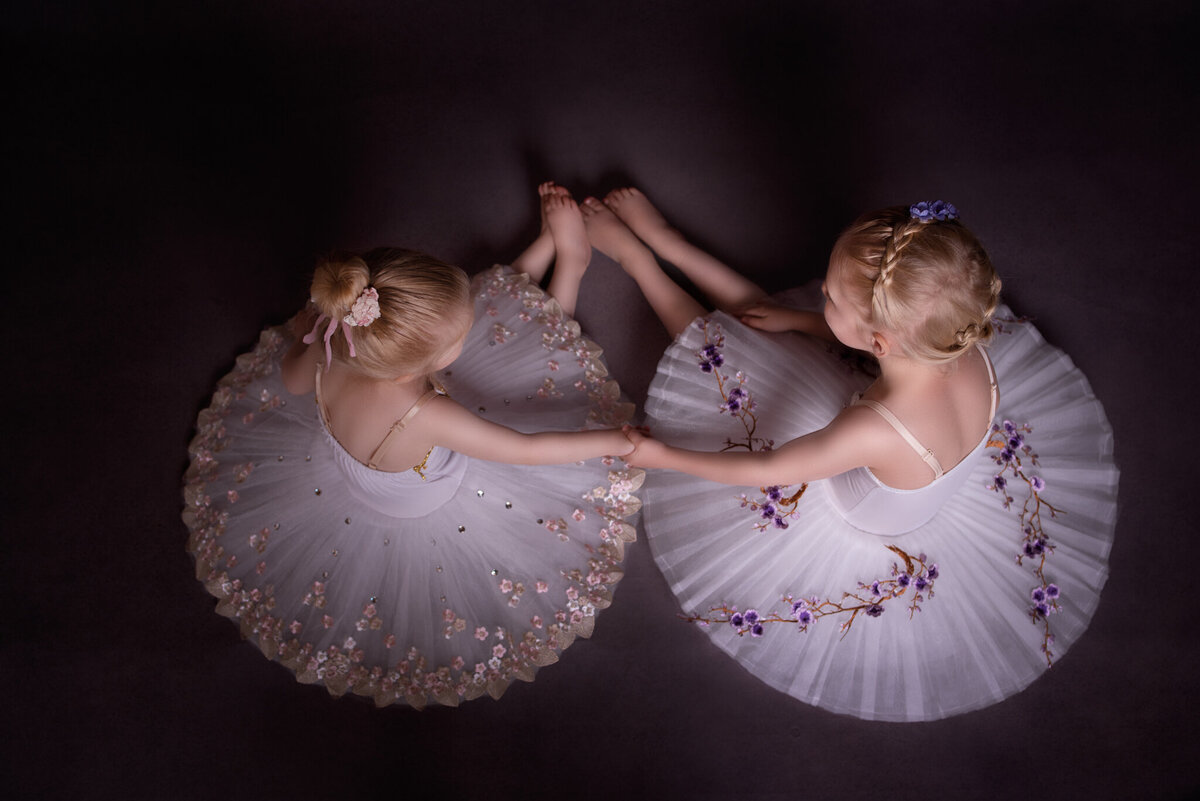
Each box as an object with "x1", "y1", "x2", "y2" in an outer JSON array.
[{"x1": 582, "y1": 187, "x2": 1116, "y2": 721}]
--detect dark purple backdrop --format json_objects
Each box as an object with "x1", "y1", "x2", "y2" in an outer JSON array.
[{"x1": 5, "y1": 2, "x2": 1198, "y2": 799}]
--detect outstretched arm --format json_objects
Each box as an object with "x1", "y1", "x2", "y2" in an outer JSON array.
[
  {"x1": 739, "y1": 302, "x2": 838, "y2": 342},
  {"x1": 421, "y1": 396, "x2": 634, "y2": 465},
  {"x1": 622, "y1": 409, "x2": 881, "y2": 486}
]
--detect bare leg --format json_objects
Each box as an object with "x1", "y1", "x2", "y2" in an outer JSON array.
[
  {"x1": 542, "y1": 185, "x2": 590, "y2": 317},
  {"x1": 581, "y1": 196, "x2": 704, "y2": 337},
  {"x1": 604, "y1": 187, "x2": 768, "y2": 312},
  {"x1": 511, "y1": 181, "x2": 562, "y2": 283}
]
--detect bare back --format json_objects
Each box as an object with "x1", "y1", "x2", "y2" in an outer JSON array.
[
  {"x1": 315, "y1": 359, "x2": 442, "y2": 474},
  {"x1": 854, "y1": 345, "x2": 998, "y2": 490}
]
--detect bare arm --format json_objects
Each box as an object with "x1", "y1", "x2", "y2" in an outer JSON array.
[
  {"x1": 281, "y1": 339, "x2": 320, "y2": 395},
  {"x1": 421, "y1": 395, "x2": 634, "y2": 465},
  {"x1": 740, "y1": 302, "x2": 837, "y2": 342},
  {"x1": 622, "y1": 408, "x2": 883, "y2": 486},
  {"x1": 280, "y1": 308, "x2": 321, "y2": 395}
]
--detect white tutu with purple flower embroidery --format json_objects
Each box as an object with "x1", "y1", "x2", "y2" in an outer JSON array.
[
  {"x1": 642, "y1": 282, "x2": 1117, "y2": 721},
  {"x1": 182, "y1": 266, "x2": 642, "y2": 708}
]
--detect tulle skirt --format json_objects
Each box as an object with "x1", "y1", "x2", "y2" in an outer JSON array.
[
  {"x1": 182, "y1": 266, "x2": 643, "y2": 708},
  {"x1": 642, "y1": 282, "x2": 1118, "y2": 721}
]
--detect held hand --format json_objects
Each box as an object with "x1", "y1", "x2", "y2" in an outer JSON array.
[
  {"x1": 739, "y1": 301, "x2": 800, "y2": 333},
  {"x1": 621, "y1": 425, "x2": 664, "y2": 468},
  {"x1": 608, "y1": 427, "x2": 637, "y2": 457}
]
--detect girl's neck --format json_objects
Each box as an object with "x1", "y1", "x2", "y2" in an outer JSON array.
[
  {"x1": 332, "y1": 362, "x2": 432, "y2": 396},
  {"x1": 873, "y1": 351, "x2": 949, "y2": 393}
]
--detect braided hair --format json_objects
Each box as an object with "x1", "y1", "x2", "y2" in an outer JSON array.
[{"x1": 831, "y1": 205, "x2": 1000, "y2": 366}]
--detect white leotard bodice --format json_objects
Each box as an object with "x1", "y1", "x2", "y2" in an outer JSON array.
[
  {"x1": 315, "y1": 371, "x2": 468, "y2": 519},
  {"x1": 826, "y1": 347, "x2": 998, "y2": 536}
]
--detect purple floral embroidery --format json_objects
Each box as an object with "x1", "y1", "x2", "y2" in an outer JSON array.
[
  {"x1": 696, "y1": 320, "x2": 808, "y2": 531},
  {"x1": 987, "y1": 420, "x2": 1065, "y2": 666},
  {"x1": 683, "y1": 546, "x2": 938, "y2": 638}
]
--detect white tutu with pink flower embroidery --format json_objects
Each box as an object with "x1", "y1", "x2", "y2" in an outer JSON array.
[
  {"x1": 642, "y1": 282, "x2": 1117, "y2": 721},
  {"x1": 183, "y1": 266, "x2": 642, "y2": 708}
]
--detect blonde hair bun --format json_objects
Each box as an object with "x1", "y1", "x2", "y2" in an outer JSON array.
[
  {"x1": 311, "y1": 255, "x2": 371, "y2": 319},
  {"x1": 307, "y1": 249, "x2": 471, "y2": 378}
]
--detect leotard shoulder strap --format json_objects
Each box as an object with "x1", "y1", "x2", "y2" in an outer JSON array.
[
  {"x1": 853, "y1": 397, "x2": 945, "y2": 479},
  {"x1": 365, "y1": 387, "x2": 443, "y2": 470},
  {"x1": 851, "y1": 344, "x2": 999, "y2": 480},
  {"x1": 315, "y1": 367, "x2": 444, "y2": 474}
]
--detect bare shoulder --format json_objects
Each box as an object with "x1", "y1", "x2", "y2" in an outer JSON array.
[
  {"x1": 823, "y1": 403, "x2": 899, "y2": 460},
  {"x1": 281, "y1": 341, "x2": 320, "y2": 396},
  {"x1": 415, "y1": 393, "x2": 485, "y2": 437},
  {"x1": 769, "y1": 403, "x2": 899, "y2": 481}
]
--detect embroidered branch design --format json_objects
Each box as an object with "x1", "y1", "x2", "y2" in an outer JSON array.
[
  {"x1": 681, "y1": 545, "x2": 938, "y2": 638},
  {"x1": 696, "y1": 320, "x2": 808, "y2": 530},
  {"x1": 987, "y1": 420, "x2": 1065, "y2": 666}
]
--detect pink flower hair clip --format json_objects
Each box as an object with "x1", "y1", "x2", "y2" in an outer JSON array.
[
  {"x1": 344, "y1": 286, "x2": 381, "y2": 328},
  {"x1": 302, "y1": 286, "x2": 380, "y2": 368}
]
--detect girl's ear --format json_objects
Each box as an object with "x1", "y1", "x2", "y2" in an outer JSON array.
[{"x1": 870, "y1": 331, "x2": 893, "y2": 358}]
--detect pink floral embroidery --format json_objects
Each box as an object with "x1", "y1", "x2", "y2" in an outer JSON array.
[{"x1": 180, "y1": 272, "x2": 647, "y2": 709}]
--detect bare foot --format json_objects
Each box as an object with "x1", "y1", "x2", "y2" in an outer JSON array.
[
  {"x1": 511, "y1": 181, "x2": 563, "y2": 282},
  {"x1": 542, "y1": 185, "x2": 590, "y2": 316},
  {"x1": 603, "y1": 187, "x2": 685, "y2": 257},
  {"x1": 543, "y1": 186, "x2": 590, "y2": 272},
  {"x1": 605, "y1": 186, "x2": 767, "y2": 312},
  {"x1": 538, "y1": 181, "x2": 571, "y2": 234},
  {"x1": 580, "y1": 196, "x2": 655, "y2": 270},
  {"x1": 582, "y1": 197, "x2": 705, "y2": 337}
]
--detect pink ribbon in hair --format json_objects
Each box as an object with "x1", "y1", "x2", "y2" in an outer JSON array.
[{"x1": 302, "y1": 314, "x2": 357, "y2": 369}]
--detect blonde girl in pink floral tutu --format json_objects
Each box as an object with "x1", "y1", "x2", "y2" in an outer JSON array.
[{"x1": 183, "y1": 182, "x2": 642, "y2": 708}]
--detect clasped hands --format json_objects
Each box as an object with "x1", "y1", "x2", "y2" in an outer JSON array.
[{"x1": 620, "y1": 424, "x2": 665, "y2": 469}]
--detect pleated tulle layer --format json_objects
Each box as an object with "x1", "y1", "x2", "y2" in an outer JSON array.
[
  {"x1": 643, "y1": 284, "x2": 1117, "y2": 721},
  {"x1": 182, "y1": 266, "x2": 643, "y2": 708}
]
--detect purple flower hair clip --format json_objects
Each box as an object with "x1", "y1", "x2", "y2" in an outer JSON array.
[{"x1": 910, "y1": 200, "x2": 959, "y2": 222}]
